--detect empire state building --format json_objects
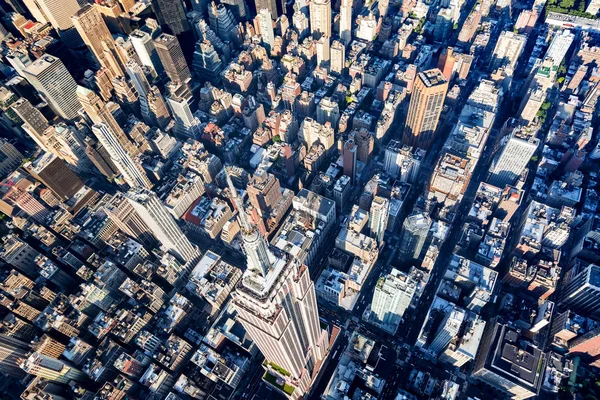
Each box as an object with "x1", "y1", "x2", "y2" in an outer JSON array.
[{"x1": 226, "y1": 170, "x2": 330, "y2": 399}]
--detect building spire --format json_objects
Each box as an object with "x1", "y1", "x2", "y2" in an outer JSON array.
[{"x1": 225, "y1": 166, "x2": 274, "y2": 277}]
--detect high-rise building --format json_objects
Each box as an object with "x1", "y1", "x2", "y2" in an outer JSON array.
[
  {"x1": 403, "y1": 69, "x2": 448, "y2": 150},
  {"x1": 489, "y1": 31, "x2": 527, "y2": 71},
  {"x1": 150, "y1": 0, "x2": 190, "y2": 35},
  {"x1": 11, "y1": 98, "x2": 50, "y2": 149},
  {"x1": 23, "y1": 55, "x2": 80, "y2": 120},
  {"x1": 0, "y1": 139, "x2": 23, "y2": 179},
  {"x1": 339, "y1": 0, "x2": 352, "y2": 45},
  {"x1": 154, "y1": 33, "x2": 191, "y2": 86},
  {"x1": 192, "y1": 41, "x2": 223, "y2": 84},
  {"x1": 473, "y1": 321, "x2": 547, "y2": 399},
  {"x1": 0, "y1": 334, "x2": 30, "y2": 378},
  {"x1": 310, "y1": 0, "x2": 331, "y2": 40},
  {"x1": 371, "y1": 269, "x2": 416, "y2": 330},
  {"x1": 544, "y1": 29, "x2": 574, "y2": 68},
  {"x1": 130, "y1": 29, "x2": 164, "y2": 76},
  {"x1": 369, "y1": 196, "x2": 389, "y2": 244},
  {"x1": 487, "y1": 129, "x2": 539, "y2": 188},
  {"x1": 24, "y1": 153, "x2": 84, "y2": 201},
  {"x1": 227, "y1": 169, "x2": 329, "y2": 398},
  {"x1": 398, "y1": 212, "x2": 431, "y2": 262},
  {"x1": 342, "y1": 137, "x2": 357, "y2": 184},
  {"x1": 91, "y1": 123, "x2": 152, "y2": 189},
  {"x1": 72, "y1": 4, "x2": 125, "y2": 79},
  {"x1": 77, "y1": 86, "x2": 138, "y2": 158},
  {"x1": 167, "y1": 84, "x2": 202, "y2": 137},
  {"x1": 28, "y1": 0, "x2": 82, "y2": 47},
  {"x1": 255, "y1": 0, "x2": 279, "y2": 19},
  {"x1": 247, "y1": 168, "x2": 283, "y2": 217},
  {"x1": 124, "y1": 188, "x2": 198, "y2": 263},
  {"x1": 20, "y1": 352, "x2": 88, "y2": 384},
  {"x1": 330, "y1": 40, "x2": 345, "y2": 74},
  {"x1": 258, "y1": 9, "x2": 275, "y2": 51},
  {"x1": 428, "y1": 306, "x2": 465, "y2": 355},
  {"x1": 558, "y1": 264, "x2": 600, "y2": 318}
]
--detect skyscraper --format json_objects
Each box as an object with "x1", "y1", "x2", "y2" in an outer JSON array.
[
  {"x1": 342, "y1": 137, "x2": 357, "y2": 184},
  {"x1": 371, "y1": 269, "x2": 416, "y2": 332},
  {"x1": 398, "y1": 212, "x2": 431, "y2": 262},
  {"x1": 167, "y1": 84, "x2": 202, "y2": 137},
  {"x1": 11, "y1": 98, "x2": 50, "y2": 149},
  {"x1": 0, "y1": 139, "x2": 23, "y2": 178},
  {"x1": 339, "y1": 0, "x2": 352, "y2": 45},
  {"x1": 124, "y1": 188, "x2": 198, "y2": 263},
  {"x1": 27, "y1": 0, "x2": 82, "y2": 47},
  {"x1": 487, "y1": 130, "x2": 539, "y2": 188},
  {"x1": 72, "y1": 4, "x2": 125, "y2": 79},
  {"x1": 91, "y1": 123, "x2": 153, "y2": 189},
  {"x1": 226, "y1": 170, "x2": 329, "y2": 399},
  {"x1": 255, "y1": 0, "x2": 279, "y2": 19},
  {"x1": 558, "y1": 264, "x2": 600, "y2": 318},
  {"x1": 20, "y1": 352, "x2": 88, "y2": 384},
  {"x1": 258, "y1": 8, "x2": 275, "y2": 51},
  {"x1": 310, "y1": 0, "x2": 332, "y2": 39},
  {"x1": 154, "y1": 33, "x2": 192, "y2": 87},
  {"x1": 330, "y1": 40, "x2": 345, "y2": 74},
  {"x1": 77, "y1": 86, "x2": 138, "y2": 158},
  {"x1": 130, "y1": 29, "x2": 164, "y2": 76},
  {"x1": 0, "y1": 334, "x2": 30, "y2": 378},
  {"x1": 24, "y1": 153, "x2": 84, "y2": 200},
  {"x1": 428, "y1": 306, "x2": 465, "y2": 355},
  {"x1": 150, "y1": 0, "x2": 190, "y2": 35},
  {"x1": 369, "y1": 196, "x2": 389, "y2": 244},
  {"x1": 23, "y1": 55, "x2": 80, "y2": 120},
  {"x1": 403, "y1": 69, "x2": 448, "y2": 150}
]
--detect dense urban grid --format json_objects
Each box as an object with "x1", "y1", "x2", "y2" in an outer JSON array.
[{"x1": 0, "y1": 0, "x2": 598, "y2": 397}]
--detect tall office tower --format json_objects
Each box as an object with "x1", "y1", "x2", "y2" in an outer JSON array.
[
  {"x1": 24, "y1": 154, "x2": 84, "y2": 200},
  {"x1": 72, "y1": 4, "x2": 125, "y2": 79},
  {"x1": 343, "y1": 137, "x2": 357, "y2": 184},
  {"x1": 339, "y1": 0, "x2": 352, "y2": 45},
  {"x1": 369, "y1": 196, "x2": 389, "y2": 244},
  {"x1": 0, "y1": 234, "x2": 42, "y2": 277},
  {"x1": 77, "y1": 86, "x2": 138, "y2": 158},
  {"x1": 147, "y1": 86, "x2": 172, "y2": 130},
  {"x1": 23, "y1": 55, "x2": 80, "y2": 120},
  {"x1": 124, "y1": 188, "x2": 198, "y2": 263},
  {"x1": 371, "y1": 269, "x2": 416, "y2": 328},
  {"x1": 310, "y1": 0, "x2": 331, "y2": 39},
  {"x1": 227, "y1": 172, "x2": 328, "y2": 399},
  {"x1": 403, "y1": 69, "x2": 448, "y2": 150},
  {"x1": 27, "y1": 0, "x2": 82, "y2": 47},
  {"x1": 0, "y1": 139, "x2": 23, "y2": 178},
  {"x1": 130, "y1": 30, "x2": 164, "y2": 76},
  {"x1": 558, "y1": 264, "x2": 600, "y2": 317},
  {"x1": 125, "y1": 60, "x2": 156, "y2": 126},
  {"x1": 0, "y1": 334, "x2": 30, "y2": 377},
  {"x1": 154, "y1": 33, "x2": 191, "y2": 86},
  {"x1": 256, "y1": 0, "x2": 278, "y2": 19},
  {"x1": 428, "y1": 307, "x2": 465, "y2": 355},
  {"x1": 167, "y1": 84, "x2": 202, "y2": 137},
  {"x1": 544, "y1": 29, "x2": 574, "y2": 68},
  {"x1": 208, "y1": 2, "x2": 237, "y2": 42},
  {"x1": 20, "y1": 352, "x2": 88, "y2": 383},
  {"x1": 92, "y1": 123, "x2": 152, "y2": 189},
  {"x1": 292, "y1": 4, "x2": 309, "y2": 38},
  {"x1": 85, "y1": 137, "x2": 119, "y2": 179},
  {"x1": 11, "y1": 98, "x2": 49, "y2": 149},
  {"x1": 316, "y1": 36, "x2": 330, "y2": 67},
  {"x1": 398, "y1": 212, "x2": 431, "y2": 262},
  {"x1": 489, "y1": 31, "x2": 527, "y2": 71},
  {"x1": 258, "y1": 9, "x2": 275, "y2": 51},
  {"x1": 247, "y1": 168, "x2": 282, "y2": 217},
  {"x1": 192, "y1": 41, "x2": 223, "y2": 84},
  {"x1": 330, "y1": 40, "x2": 345, "y2": 74},
  {"x1": 150, "y1": 0, "x2": 190, "y2": 35},
  {"x1": 488, "y1": 130, "x2": 539, "y2": 188}
]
